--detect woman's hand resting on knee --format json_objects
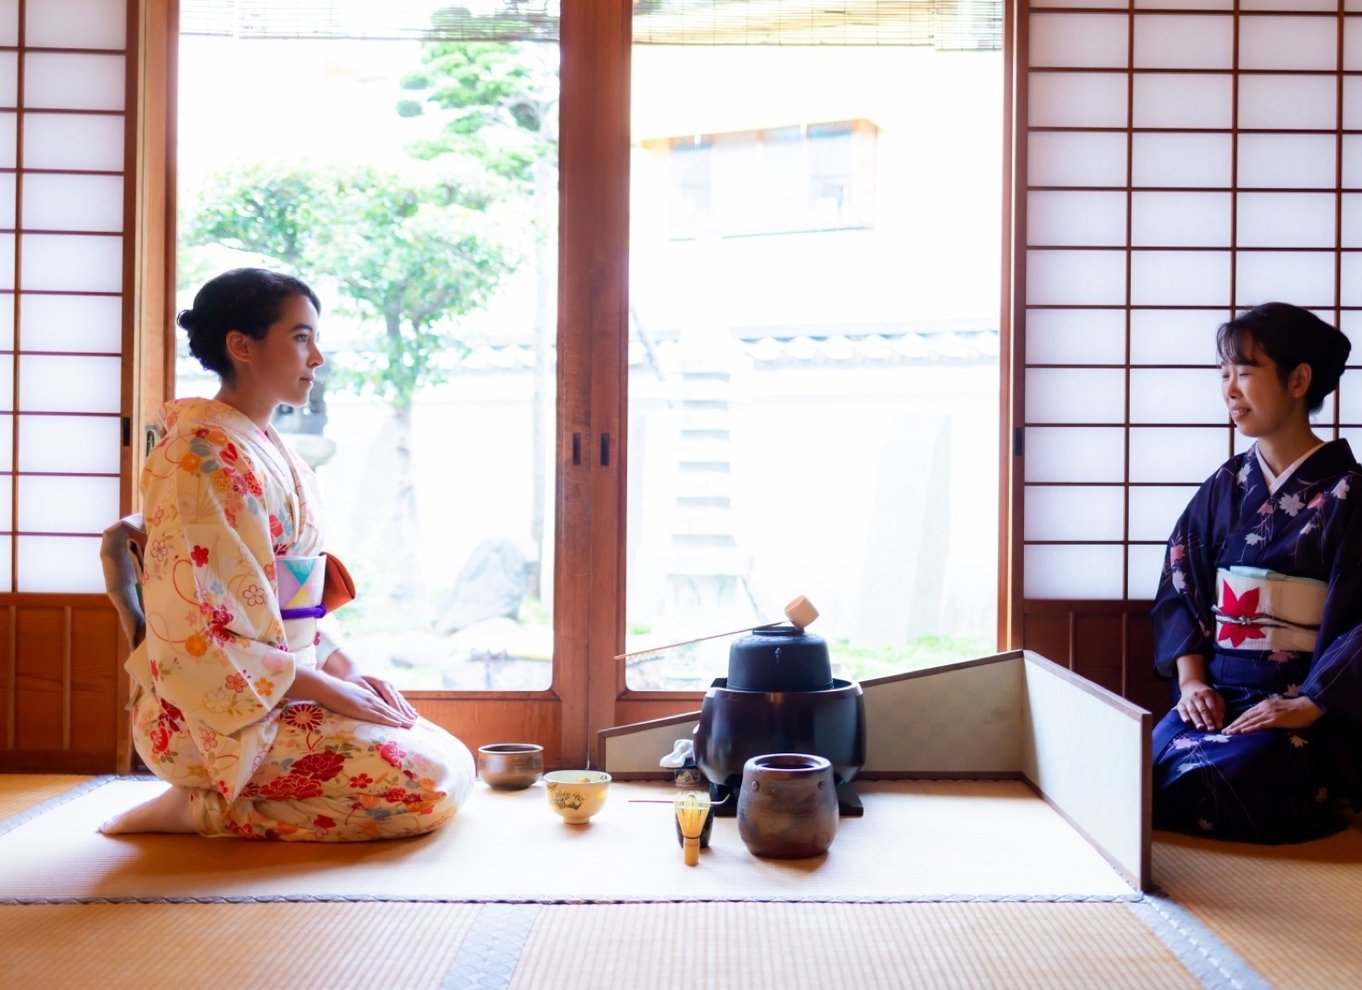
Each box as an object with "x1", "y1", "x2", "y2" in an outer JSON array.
[
  {"x1": 1176, "y1": 678, "x2": 1226, "y2": 731},
  {"x1": 290, "y1": 663, "x2": 416, "y2": 728},
  {"x1": 1224, "y1": 695, "x2": 1323, "y2": 734}
]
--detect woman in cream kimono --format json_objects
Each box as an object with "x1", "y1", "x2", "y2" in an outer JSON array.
[{"x1": 101, "y1": 268, "x2": 475, "y2": 840}]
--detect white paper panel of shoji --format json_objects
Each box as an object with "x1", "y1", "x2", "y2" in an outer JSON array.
[
  {"x1": 1137, "y1": 0, "x2": 1232, "y2": 9},
  {"x1": 1131, "y1": 251, "x2": 1231, "y2": 307},
  {"x1": 1233, "y1": 429, "x2": 1254, "y2": 456},
  {"x1": 1238, "y1": 133, "x2": 1338, "y2": 189},
  {"x1": 1235, "y1": 251, "x2": 1336, "y2": 308},
  {"x1": 1130, "y1": 309, "x2": 1225, "y2": 365},
  {"x1": 1239, "y1": 15, "x2": 1338, "y2": 72},
  {"x1": 1129, "y1": 485, "x2": 1200, "y2": 542},
  {"x1": 1237, "y1": 193, "x2": 1336, "y2": 249},
  {"x1": 20, "y1": 234, "x2": 123, "y2": 292},
  {"x1": 0, "y1": 111, "x2": 14, "y2": 168},
  {"x1": 1027, "y1": 250, "x2": 1126, "y2": 306},
  {"x1": 0, "y1": 354, "x2": 10, "y2": 406},
  {"x1": 23, "y1": 54, "x2": 125, "y2": 112},
  {"x1": 1346, "y1": 138, "x2": 1362, "y2": 192},
  {"x1": 18, "y1": 355, "x2": 121, "y2": 413},
  {"x1": 1242, "y1": 0, "x2": 1336, "y2": 10},
  {"x1": 18, "y1": 475, "x2": 119, "y2": 534},
  {"x1": 22, "y1": 174, "x2": 124, "y2": 233},
  {"x1": 0, "y1": 475, "x2": 9, "y2": 531},
  {"x1": 23, "y1": 113, "x2": 126, "y2": 171},
  {"x1": 1348, "y1": 17, "x2": 1362, "y2": 70},
  {"x1": 0, "y1": 234, "x2": 14, "y2": 290},
  {"x1": 1132, "y1": 133, "x2": 1231, "y2": 188},
  {"x1": 1129, "y1": 367, "x2": 1225, "y2": 424},
  {"x1": 1131, "y1": 192, "x2": 1230, "y2": 248},
  {"x1": 1024, "y1": 544, "x2": 1125, "y2": 600},
  {"x1": 25, "y1": 0, "x2": 128, "y2": 50},
  {"x1": 0, "y1": 297, "x2": 12, "y2": 349},
  {"x1": 1342, "y1": 427, "x2": 1362, "y2": 451},
  {"x1": 1028, "y1": 191, "x2": 1126, "y2": 247},
  {"x1": 20, "y1": 293, "x2": 123, "y2": 353},
  {"x1": 0, "y1": 536, "x2": 11, "y2": 591},
  {"x1": 1346, "y1": 78, "x2": 1362, "y2": 130},
  {"x1": 1133, "y1": 74, "x2": 1233, "y2": 129},
  {"x1": 1024, "y1": 427, "x2": 1127, "y2": 483},
  {"x1": 1342, "y1": 194, "x2": 1362, "y2": 248},
  {"x1": 1130, "y1": 427, "x2": 1228, "y2": 483},
  {"x1": 1127, "y1": 544, "x2": 1167, "y2": 600},
  {"x1": 1026, "y1": 308, "x2": 1127, "y2": 365},
  {"x1": 1028, "y1": 73, "x2": 1128, "y2": 128},
  {"x1": 17, "y1": 414, "x2": 119, "y2": 473},
  {"x1": 1239, "y1": 75, "x2": 1336, "y2": 130},
  {"x1": 1030, "y1": 13, "x2": 1128, "y2": 68},
  {"x1": 0, "y1": 413, "x2": 10, "y2": 470},
  {"x1": 1026, "y1": 368, "x2": 1126, "y2": 424},
  {"x1": 0, "y1": 171, "x2": 13, "y2": 228},
  {"x1": 1338, "y1": 376, "x2": 1362, "y2": 425},
  {"x1": 1029, "y1": 132, "x2": 1127, "y2": 187},
  {"x1": 0, "y1": 52, "x2": 16, "y2": 108},
  {"x1": 1133, "y1": 14, "x2": 1233, "y2": 70},
  {"x1": 0, "y1": 0, "x2": 15, "y2": 45},
  {"x1": 1044, "y1": 0, "x2": 1126, "y2": 7},
  {"x1": 1025, "y1": 485, "x2": 1125, "y2": 542},
  {"x1": 1342, "y1": 254, "x2": 1362, "y2": 307},
  {"x1": 16, "y1": 535, "x2": 103, "y2": 593}
]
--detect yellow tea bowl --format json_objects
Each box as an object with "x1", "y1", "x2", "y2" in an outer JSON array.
[{"x1": 544, "y1": 770, "x2": 611, "y2": 823}]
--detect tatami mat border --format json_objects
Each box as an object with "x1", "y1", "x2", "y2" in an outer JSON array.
[
  {"x1": 1128, "y1": 896, "x2": 1274, "y2": 990},
  {"x1": 0, "y1": 774, "x2": 119, "y2": 838}
]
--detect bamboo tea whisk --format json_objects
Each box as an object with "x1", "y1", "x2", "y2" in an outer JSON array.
[{"x1": 674, "y1": 791, "x2": 710, "y2": 867}]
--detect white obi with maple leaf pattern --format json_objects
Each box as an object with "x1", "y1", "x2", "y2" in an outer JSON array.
[{"x1": 1213, "y1": 566, "x2": 1327, "y2": 653}]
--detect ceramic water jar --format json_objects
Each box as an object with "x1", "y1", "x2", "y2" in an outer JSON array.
[{"x1": 736, "y1": 753, "x2": 838, "y2": 858}]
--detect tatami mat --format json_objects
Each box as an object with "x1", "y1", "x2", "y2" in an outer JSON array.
[
  {"x1": 510, "y1": 902, "x2": 1201, "y2": 990},
  {"x1": 0, "y1": 777, "x2": 1133, "y2": 902},
  {"x1": 0, "y1": 774, "x2": 92, "y2": 821},
  {"x1": 0, "y1": 901, "x2": 480, "y2": 989},
  {"x1": 1153, "y1": 824, "x2": 1362, "y2": 990}
]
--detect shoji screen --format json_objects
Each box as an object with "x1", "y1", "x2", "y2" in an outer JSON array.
[
  {"x1": 2, "y1": 0, "x2": 128, "y2": 594},
  {"x1": 1017, "y1": 1, "x2": 1361, "y2": 699}
]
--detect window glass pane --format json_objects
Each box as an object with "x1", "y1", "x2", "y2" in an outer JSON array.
[
  {"x1": 628, "y1": 39, "x2": 1000, "y2": 688},
  {"x1": 178, "y1": 30, "x2": 560, "y2": 691}
]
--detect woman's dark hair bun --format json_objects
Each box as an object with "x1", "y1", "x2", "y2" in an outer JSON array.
[{"x1": 178, "y1": 268, "x2": 320, "y2": 383}]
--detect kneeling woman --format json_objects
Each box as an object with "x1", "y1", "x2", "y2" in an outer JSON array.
[
  {"x1": 102, "y1": 268, "x2": 474, "y2": 839},
  {"x1": 1153, "y1": 302, "x2": 1362, "y2": 842}
]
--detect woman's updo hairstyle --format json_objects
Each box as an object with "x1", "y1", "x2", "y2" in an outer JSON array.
[
  {"x1": 1216, "y1": 302, "x2": 1352, "y2": 415},
  {"x1": 178, "y1": 268, "x2": 321, "y2": 383}
]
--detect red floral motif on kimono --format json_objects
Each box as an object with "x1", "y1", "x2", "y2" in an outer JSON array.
[
  {"x1": 1218, "y1": 584, "x2": 1267, "y2": 648},
  {"x1": 259, "y1": 773, "x2": 324, "y2": 800},
  {"x1": 291, "y1": 751, "x2": 346, "y2": 782}
]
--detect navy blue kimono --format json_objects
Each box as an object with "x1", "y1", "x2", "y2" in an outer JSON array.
[{"x1": 1152, "y1": 439, "x2": 1362, "y2": 842}]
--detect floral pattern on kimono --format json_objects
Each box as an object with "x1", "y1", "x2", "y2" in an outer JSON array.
[
  {"x1": 126, "y1": 397, "x2": 474, "y2": 840},
  {"x1": 1151, "y1": 439, "x2": 1362, "y2": 842}
]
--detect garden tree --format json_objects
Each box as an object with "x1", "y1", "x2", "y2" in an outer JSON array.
[
  {"x1": 183, "y1": 162, "x2": 514, "y2": 600},
  {"x1": 398, "y1": 36, "x2": 558, "y2": 598}
]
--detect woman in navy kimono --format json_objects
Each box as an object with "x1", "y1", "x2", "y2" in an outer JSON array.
[{"x1": 1152, "y1": 302, "x2": 1362, "y2": 842}]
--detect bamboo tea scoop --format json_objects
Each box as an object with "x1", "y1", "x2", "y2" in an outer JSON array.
[{"x1": 614, "y1": 595, "x2": 819, "y2": 661}]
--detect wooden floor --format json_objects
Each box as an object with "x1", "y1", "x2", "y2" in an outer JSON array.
[{"x1": 3, "y1": 774, "x2": 1360, "y2": 988}]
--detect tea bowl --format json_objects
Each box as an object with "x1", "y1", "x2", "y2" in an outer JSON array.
[
  {"x1": 544, "y1": 770, "x2": 611, "y2": 823},
  {"x1": 477, "y1": 743, "x2": 544, "y2": 790}
]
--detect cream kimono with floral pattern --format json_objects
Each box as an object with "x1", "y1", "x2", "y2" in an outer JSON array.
[{"x1": 126, "y1": 398, "x2": 474, "y2": 840}]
